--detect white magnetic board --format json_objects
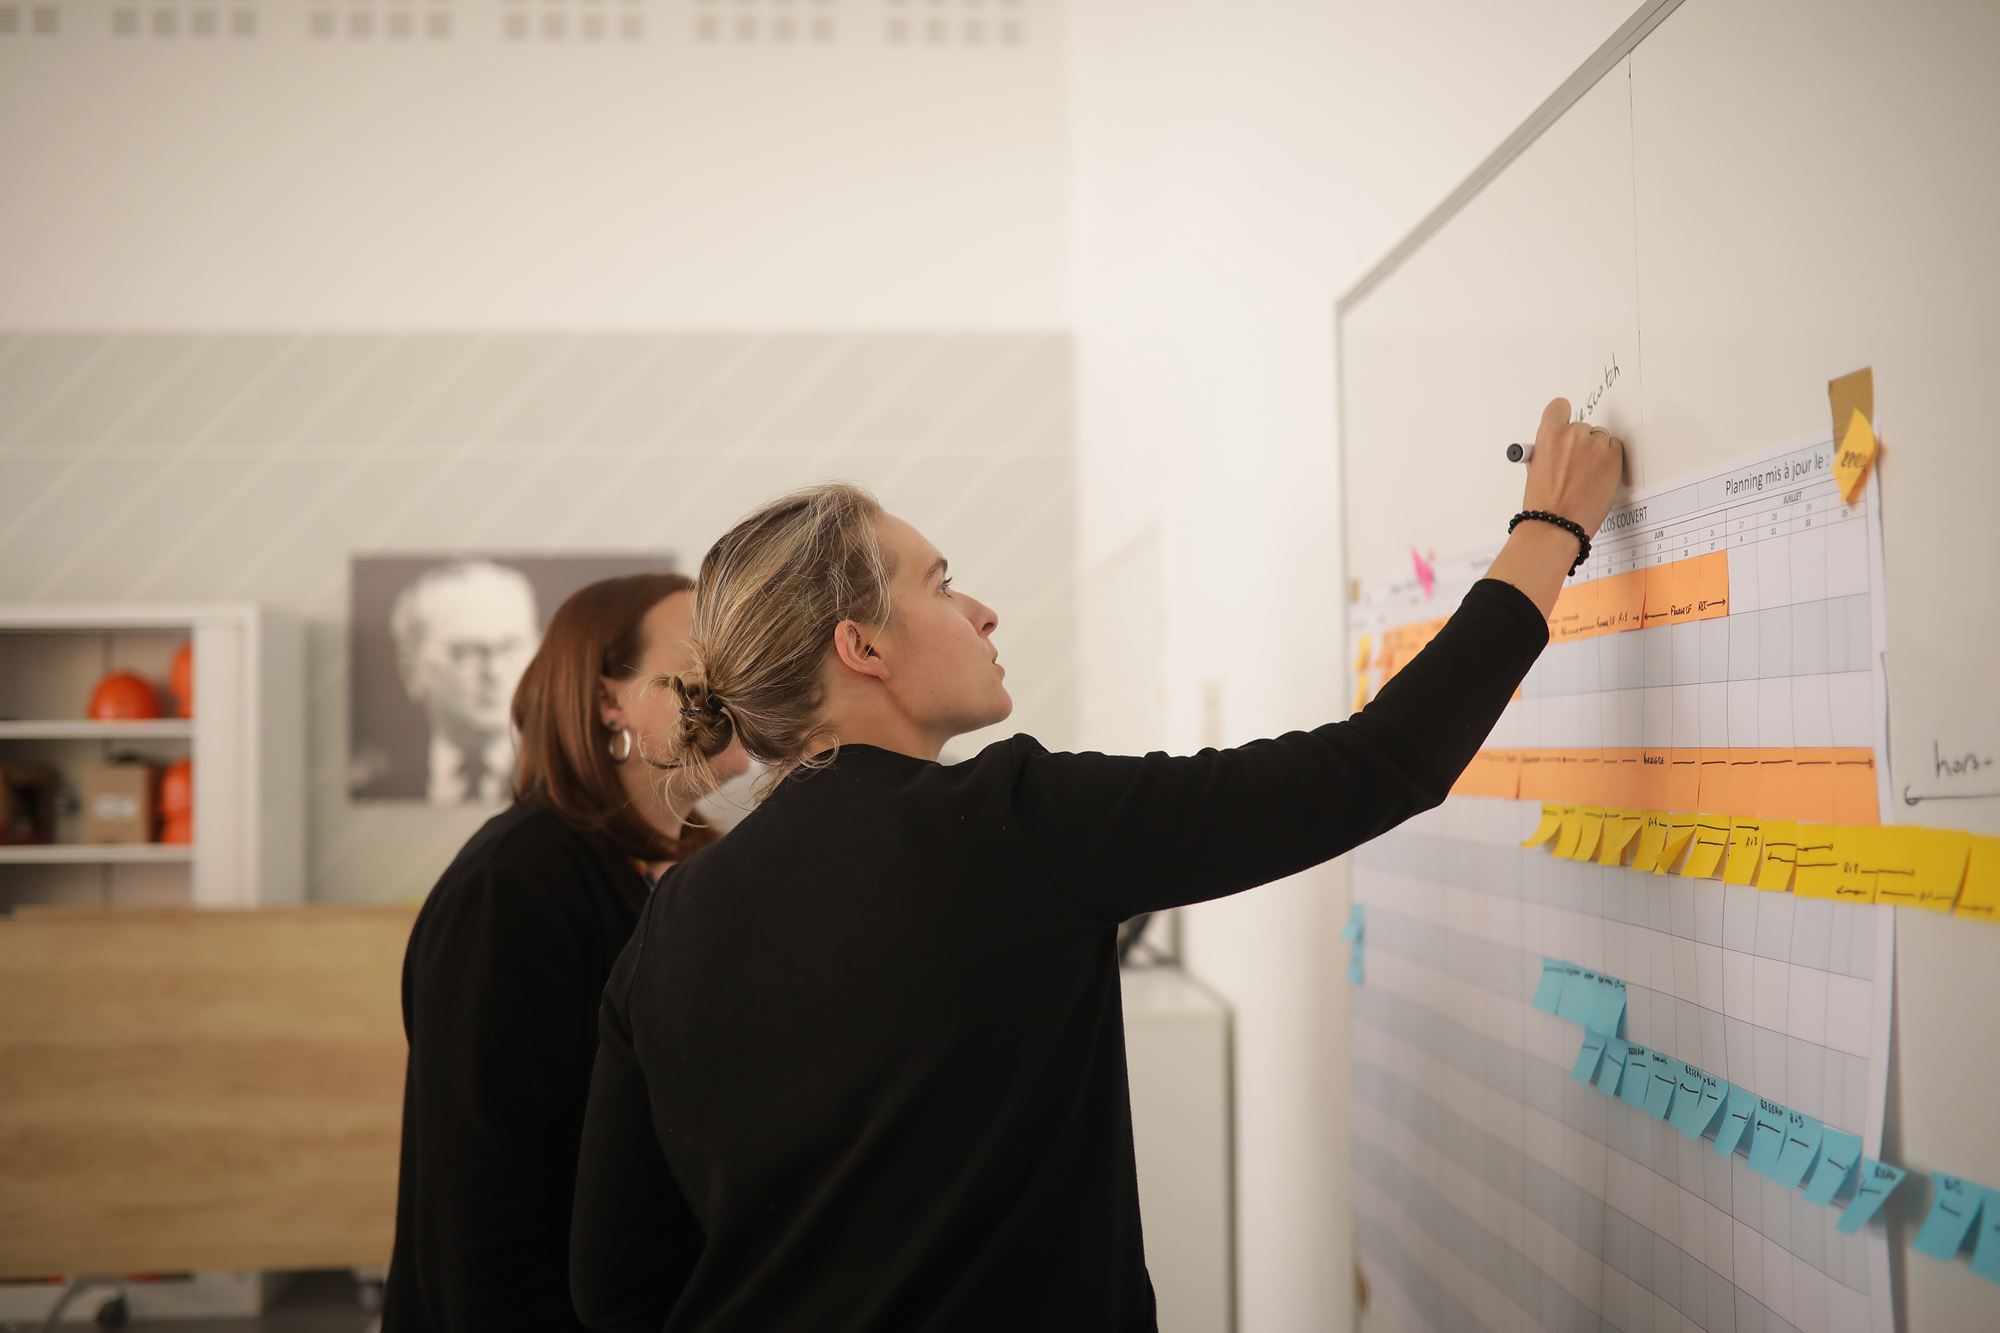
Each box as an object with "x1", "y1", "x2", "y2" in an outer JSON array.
[{"x1": 1337, "y1": 0, "x2": 2000, "y2": 1327}]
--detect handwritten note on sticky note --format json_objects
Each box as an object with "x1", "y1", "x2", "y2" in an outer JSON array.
[
  {"x1": 1590, "y1": 976, "x2": 1627, "y2": 1035},
  {"x1": 1722, "y1": 818, "x2": 1765, "y2": 886},
  {"x1": 1971, "y1": 1188, "x2": 2000, "y2": 1285},
  {"x1": 1642, "y1": 1050, "x2": 1678, "y2": 1120},
  {"x1": 1598, "y1": 811, "x2": 1642, "y2": 867},
  {"x1": 1556, "y1": 966, "x2": 1600, "y2": 1028},
  {"x1": 1773, "y1": 1111, "x2": 1824, "y2": 1190},
  {"x1": 1570, "y1": 806, "x2": 1606, "y2": 862},
  {"x1": 1757, "y1": 821, "x2": 1800, "y2": 892},
  {"x1": 1554, "y1": 807, "x2": 1586, "y2": 860},
  {"x1": 1834, "y1": 408, "x2": 1879, "y2": 506},
  {"x1": 1618, "y1": 1045, "x2": 1653, "y2": 1110},
  {"x1": 1837, "y1": 1160, "x2": 1906, "y2": 1233},
  {"x1": 1803, "y1": 1129, "x2": 1863, "y2": 1206},
  {"x1": 1522, "y1": 803, "x2": 1565, "y2": 849},
  {"x1": 1913, "y1": 1174, "x2": 1984, "y2": 1261},
  {"x1": 1656, "y1": 814, "x2": 1698, "y2": 876},
  {"x1": 1795, "y1": 829, "x2": 1842, "y2": 899},
  {"x1": 1632, "y1": 812, "x2": 1670, "y2": 873},
  {"x1": 1532, "y1": 958, "x2": 1567, "y2": 1013},
  {"x1": 1667, "y1": 1066, "x2": 1724, "y2": 1139},
  {"x1": 1572, "y1": 1031, "x2": 1608, "y2": 1084},
  {"x1": 1955, "y1": 836, "x2": 2000, "y2": 920},
  {"x1": 1596, "y1": 1037, "x2": 1630, "y2": 1096},
  {"x1": 1748, "y1": 1099, "x2": 1790, "y2": 1178},
  {"x1": 1680, "y1": 817, "x2": 1732, "y2": 880},
  {"x1": 1714, "y1": 1085, "x2": 1758, "y2": 1158},
  {"x1": 1890, "y1": 827, "x2": 1974, "y2": 912}
]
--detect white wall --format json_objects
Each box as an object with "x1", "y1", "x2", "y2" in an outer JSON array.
[
  {"x1": 0, "y1": 0, "x2": 1079, "y2": 905},
  {"x1": 1067, "y1": 3, "x2": 1649, "y2": 1328}
]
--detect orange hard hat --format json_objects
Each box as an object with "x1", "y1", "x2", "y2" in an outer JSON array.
[
  {"x1": 169, "y1": 641, "x2": 194, "y2": 719},
  {"x1": 160, "y1": 757, "x2": 193, "y2": 820},
  {"x1": 161, "y1": 814, "x2": 194, "y2": 845},
  {"x1": 88, "y1": 672, "x2": 162, "y2": 721}
]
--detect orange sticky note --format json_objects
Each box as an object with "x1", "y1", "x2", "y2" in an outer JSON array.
[
  {"x1": 1694, "y1": 551, "x2": 1730, "y2": 620},
  {"x1": 1834, "y1": 408, "x2": 1878, "y2": 505},
  {"x1": 1630, "y1": 812, "x2": 1671, "y2": 873},
  {"x1": 1666, "y1": 749, "x2": 1702, "y2": 812},
  {"x1": 1794, "y1": 828, "x2": 1842, "y2": 898},
  {"x1": 1522, "y1": 803, "x2": 1566, "y2": 849},
  {"x1": 1679, "y1": 816, "x2": 1732, "y2": 880},
  {"x1": 1722, "y1": 818, "x2": 1765, "y2": 886},
  {"x1": 1596, "y1": 571, "x2": 1645, "y2": 635},
  {"x1": 1655, "y1": 814, "x2": 1699, "y2": 875},
  {"x1": 1698, "y1": 749, "x2": 1735, "y2": 816},
  {"x1": 1550, "y1": 580, "x2": 1601, "y2": 644},
  {"x1": 1894, "y1": 828, "x2": 1975, "y2": 913},
  {"x1": 1957, "y1": 837, "x2": 2000, "y2": 920},
  {"x1": 1828, "y1": 366, "x2": 1874, "y2": 448},
  {"x1": 1830, "y1": 750, "x2": 1880, "y2": 825},
  {"x1": 1598, "y1": 810, "x2": 1642, "y2": 867},
  {"x1": 1756, "y1": 821, "x2": 1800, "y2": 892}
]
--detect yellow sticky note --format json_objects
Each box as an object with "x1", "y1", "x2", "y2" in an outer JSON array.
[
  {"x1": 1954, "y1": 836, "x2": 2000, "y2": 920},
  {"x1": 1554, "y1": 806, "x2": 1586, "y2": 859},
  {"x1": 1598, "y1": 810, "x2": 1642, "y2": 867},
  {"x1": 1794, "y1": 827, "x2": 1842, "y2": 898},
  {"x1": 1655, "y1": 814, "x2": 1699, "y2": 876},
  {"x1": 1722, "y1": 818, "x2": 1765, "y2": 886},
  {"x1": 1827, "y1": 826, "x2": 1881, "y2": 904},
  {"x1": 1522, "y1": 803, "x2": 1565, "y2": 849},
  {"x1": 1630, "y1": 812, "x2": 1671, "y2": 873},
  {"x1": 1570, "y1": 806, "x2": 1606, "y2": 862},
  {"x1": 1834, "y1": 408, "x2": 1877, "y2": 505},
  {"x1": 1680, "y1": 816, "x2": 1732, "y2": 880},
  {"x1": 1354, "y1": 634, "x2": 1372, "y2": 676},
  {"x1": 1353, "y1": 677, "x2": 1370, "y2": 713},
  {"x1": 1886, "y1": 828, "x2": 1975, "y2": 912},
  {"x1": 1756, "y1": 821, "x2": 1800, "y2": 892}
]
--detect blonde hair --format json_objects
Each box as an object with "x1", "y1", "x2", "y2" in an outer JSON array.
[{"x1": 654, "y1": 482, "x2": 893, "y2": 801}]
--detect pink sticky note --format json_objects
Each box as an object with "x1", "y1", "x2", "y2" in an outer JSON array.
[{"x1": 1412, "y1": 548, "x2": 1435, "y2": 598}]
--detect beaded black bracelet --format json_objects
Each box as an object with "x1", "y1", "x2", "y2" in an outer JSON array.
[{"x1": 1509, "y1": 509, "x2": 1591, "y2": 576}]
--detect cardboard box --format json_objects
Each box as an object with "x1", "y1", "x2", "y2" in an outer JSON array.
[
  {"x1": 0, "y1": 764, "x2": 59, "y2": 845},
  {"x1": 80, "y1": 760, "x2": 159, "y2": 844}
]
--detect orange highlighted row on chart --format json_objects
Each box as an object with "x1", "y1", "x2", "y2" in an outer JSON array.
[{"x1": 1471, "y1": 745, "x2": 1878, "y2": 824}]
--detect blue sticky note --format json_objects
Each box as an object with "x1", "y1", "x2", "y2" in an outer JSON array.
[
  {"x1": 1913, "y1": 1175, "x2": 1984, "y2": 1262},
  {"x1": 1555, "y1": 967, "x2": 1598, "y2": 1026},
  {"x1": 1747, "y1": 1100, "x2": 1790, "y2": 1178},
  {"x1": 1341, "y1": 905, "x2": 1365, "y2": 943},
  {"x1": 1618, "y1": 1045, "x2": 1653, "y2": 1110},
  {"x1": 1971, "y1": 1189, "x2": 2000, "y2": 1285},
  {"x1": 1531, "y1": 958, "x2": 1566, "y2": 1013},
  {"x1": 1773, "y1": 1111, "x2": 1824, "y2": 1190},
  {"x1": 1642, "y1": 1050, "x2": 1678, "y2": 1120},
  {"x1": 1595, "y1": 1037, "x2": 1629, "y2": 1096},
  {"x1": 1589, "y1": 977, "x2": 1628, "y2": 1036},
  {"x1": 1668, "y1": 1067, "x2": 1724, "y2": 1139},
  {"x1": 1572, "y1": 1031, "x2": 1608, "y2": 1084},
  {"x1": 1837, "y1": 1160, "x2": 1907, "y2": 1234},
  {"x1": 1347, "y1": 951, "x2": 1365, "y2": 985},
  {"x1": 1803, "y1": 1130, "x2": 1863, "y2": 1207},
  {"x1": 1713, "y1": 1085, "x2": 1757, "y2": 1157}
]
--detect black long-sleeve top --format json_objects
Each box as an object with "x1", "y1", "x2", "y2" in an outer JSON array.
[
  {"x1": 570, "y1": 578, "x2": 1549, "y2": 1332},
  {"x1": 383, "y1": 802, "x2": 651, "y2": 1333}
]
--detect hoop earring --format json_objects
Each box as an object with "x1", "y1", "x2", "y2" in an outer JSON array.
[{"x1": 608, "y1": 724, "x2": 632, "y2": 764}]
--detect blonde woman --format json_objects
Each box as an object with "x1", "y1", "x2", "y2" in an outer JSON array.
[{"x1": 570, "y1": 400, "x2": 1623, "y2": 1331}]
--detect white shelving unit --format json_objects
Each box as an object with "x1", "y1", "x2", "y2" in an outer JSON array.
[{"x1": 0, "y1": 603, "x2": 304, "y2": 911}]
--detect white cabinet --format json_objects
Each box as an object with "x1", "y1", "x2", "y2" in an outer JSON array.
[{"x1": 0, "y1": 603, "x2": 303, "y2": 911}]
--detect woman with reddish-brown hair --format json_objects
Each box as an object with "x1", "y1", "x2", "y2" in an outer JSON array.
[{"x1": 382, "y1": 572, "x2": 748, "y2": 1333}]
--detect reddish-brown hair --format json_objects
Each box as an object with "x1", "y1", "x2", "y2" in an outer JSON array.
[{"x1": 511, "y1": 572, "x2": 719, "y2": 864}]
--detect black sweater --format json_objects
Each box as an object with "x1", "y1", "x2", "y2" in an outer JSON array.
[
  {"x1": 383, "y1": 802, "x2": 651, "y2": 1333},
  {"x1": 568, "y1": 578, "x2": 1549, "y2": 1333}
]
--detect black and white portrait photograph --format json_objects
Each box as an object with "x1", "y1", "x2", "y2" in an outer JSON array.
[{"x1": 349, "y1": 553, "x2": 672, "y2": 803}]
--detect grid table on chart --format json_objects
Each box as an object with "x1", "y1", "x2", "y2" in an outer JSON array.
[{"x1": 1344, "y1": 440, "x2": 1894, "y2": 1333}]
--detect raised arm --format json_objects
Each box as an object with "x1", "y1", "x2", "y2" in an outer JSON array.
[{"x1": 1009, "y1": 398, "x2": 1622, "y2": 925}]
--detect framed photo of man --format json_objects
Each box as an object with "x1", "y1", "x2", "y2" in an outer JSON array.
[{"x1": 349, "y1": 553, "x2": 674, "y2": 804}]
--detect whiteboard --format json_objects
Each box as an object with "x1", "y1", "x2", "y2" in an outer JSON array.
[{"x1": 1337, "y1": 0, "x2": 2000, "y2": 1328}]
